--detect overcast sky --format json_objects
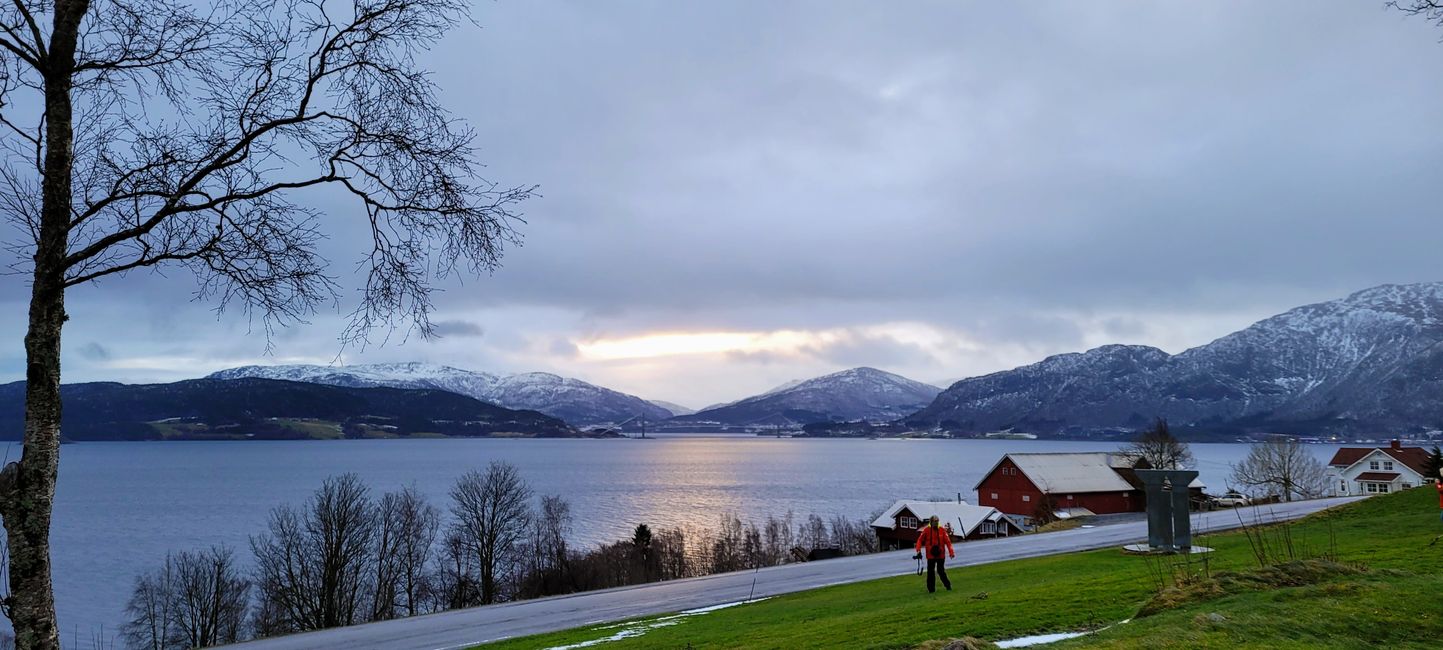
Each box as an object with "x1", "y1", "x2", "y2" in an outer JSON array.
[{"x1": 5, "y1": 1, "x2": 1443, "y2": 408}]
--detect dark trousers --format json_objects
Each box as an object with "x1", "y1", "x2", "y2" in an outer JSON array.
[{"x1": 926, "y1": 557, "x2": 951, "y2": 592}]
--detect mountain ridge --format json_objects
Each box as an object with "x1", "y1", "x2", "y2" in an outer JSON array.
[
  {"x1": 0, "y1": 378, "x2": 577, "y2": 440},
  {"x1": 672, "y1": 367, "x2": 942, "y2": 426},
  {"x1": 208, "y1": 363, "x2": 670, "y2": 426},
  {"x1": 909, "y1": 282, "x2": 1443, "y2": 435}
]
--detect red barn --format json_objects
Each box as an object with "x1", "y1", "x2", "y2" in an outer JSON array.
[{"x1": 974, "y1": 452, "x2": 1205, "y2": 520}]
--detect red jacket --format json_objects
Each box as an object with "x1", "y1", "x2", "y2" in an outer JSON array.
[{"x1": 914, "y1": 524, "x2": 955, "y2": 560}]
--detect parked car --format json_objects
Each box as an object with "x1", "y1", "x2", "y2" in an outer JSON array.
[{"x1": 1211, "y1": 492, "x2": 1251, "y2": 507}]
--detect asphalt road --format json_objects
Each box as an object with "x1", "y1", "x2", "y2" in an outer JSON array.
[{"x1": 222, "y1": 496, "x2": 1362, "y2": 650}]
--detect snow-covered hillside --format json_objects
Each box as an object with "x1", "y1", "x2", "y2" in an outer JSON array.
[
  {"x1": 207, "y1": 363, "x2": 669, "y2": 426},
  {"x1": 674, "y1": 367, "x2": 942, "y2": 425},
  {"x1": 911, "y1": 282, "x2": 1443, "y2": 434}
]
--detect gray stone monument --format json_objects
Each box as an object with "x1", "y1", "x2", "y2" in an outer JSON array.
[{"x1": 1130, "y1": 469, "x2": 1201, "y2": 554}]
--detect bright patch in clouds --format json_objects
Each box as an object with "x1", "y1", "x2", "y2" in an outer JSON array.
[
  {"x1": 575, "y1": 323, "x2": 970, "y2": 362},
  {"x1": 577, "y1": 330, "x2": 821, "y2": 360}
]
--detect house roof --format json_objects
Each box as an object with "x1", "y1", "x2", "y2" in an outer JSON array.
[
  {"x1": 1354, "y1": 472, "x2": 1401, "y2": 482},
  {"x1": 870, "y1": 500, "x2": 1015, "y2": 536},
  {"x1": 974, "y1": 452, "x2": 1204, "y2": 493},
  {"x1": 1328, "y1": 446, "x2": 1430, "y2": 476}
]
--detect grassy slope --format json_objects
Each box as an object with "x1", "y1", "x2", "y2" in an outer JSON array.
[{"x1": 483, "y1": 488, "x2": 1443, "y2": 650}]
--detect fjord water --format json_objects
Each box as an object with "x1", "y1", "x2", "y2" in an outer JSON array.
[{"x1": 39, "y1": 436, "x2": 1341, "y2": 640}]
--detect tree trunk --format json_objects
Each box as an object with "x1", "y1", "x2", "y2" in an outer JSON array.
[{"x1": 0, "y1": 3, "x2": 85, "y2": 648}]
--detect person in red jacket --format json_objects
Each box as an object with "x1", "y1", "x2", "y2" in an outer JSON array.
[
  {"x1": 1436, "y1": 478, "x2": 1442, "y2": 523},
  {"x1": 914, "y1": 515, "x2": 955, "y2": 593}
]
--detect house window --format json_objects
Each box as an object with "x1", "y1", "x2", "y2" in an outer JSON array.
[
  {"x1": 1383, "y1": 461, "x2": 1394, "y2": 471},
  {"x1": 1340, "y1": 481, "x2": 1347, "y2": 493},
  {"x1": 981, "y1": 521, "x2": 995, "y2": 534},
  {"x1": 1022, "y1": 495, "x2": 1031, "y2": 502},
  {"x1": 1403, "y1": 483, "x2": 1412, "y2": 489},
  {"x1": 1066, "y1": 495, "x2": 1074, "y2": 500},
  {"x1": 1365, "y1": 482, "x2": 1391, "y2": 494},
  {"x1": 990, "y1": 492, "x2": 998, "y2": 500},
  {"x1": 900, "y1": 516, "x2": 917, "y2": 529},
  {"x1": 1369, "y1": 461, "x2": 1379, "y2": 470}
]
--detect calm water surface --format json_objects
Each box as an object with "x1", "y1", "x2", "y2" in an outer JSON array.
[{"x1": 29, "y1": 435, "x2": 1342, "y2": 643}]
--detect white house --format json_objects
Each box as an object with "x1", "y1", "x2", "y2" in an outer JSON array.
[{"x1": 1326, "y1": 440, "x2": 1431, "y2": 496}]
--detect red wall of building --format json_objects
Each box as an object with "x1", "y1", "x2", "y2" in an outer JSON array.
[
  {"x1": 976, "y1": 457, "x2": 1142, "y2": 516},
  {"x1": 976, "y1": 458, "x2": 1041, "y2": 515}
]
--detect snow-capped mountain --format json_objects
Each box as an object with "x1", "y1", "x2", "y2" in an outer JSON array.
[
  {"x1": 910, "y1": 282, "x2": 1443, "y2": 435},
  {"x1": 648, "y1": 400, "x2": 695, "y2": 416},
  {"x1": 485, "y1": 372, "x2": 671, "y2": 426},
  {"x1": 673, "y1": 367, "x2": 942, "y2": 425},
  {"x1": 206, "y1": 363, "x2": 669, "y2": 426}
]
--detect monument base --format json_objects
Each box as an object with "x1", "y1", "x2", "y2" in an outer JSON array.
[{"x1": 1122, "y1": 544, "x2": 1215, "y2": 555}]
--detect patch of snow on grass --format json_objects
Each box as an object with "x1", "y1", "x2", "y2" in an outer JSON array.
[
  {"x1": 543, "y1": 598, "x2": 770, "y2": 650},
  {"x1": 994, "y1": 631, "x2": 1088, "y2": 648}
]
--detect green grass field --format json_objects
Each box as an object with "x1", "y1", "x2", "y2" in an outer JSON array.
[{"x1": 483, "y1": 487, "x2": 1443, "y2": 649}]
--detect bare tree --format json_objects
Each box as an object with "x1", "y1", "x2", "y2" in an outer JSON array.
[
  {"x1": 434, "y1": 531, "x2": 479, "y2": 611},
  {"x1": 169, "y1": 547, "x2": 249, "y2": 648},
  {"x1": 1391, "y1": 1, "x2": 1443, "y2": 24},
  {"x1": 828, "y1": 516, "x2": 878, "y2": 556},
  {"x1": 121, "y1": 557, "x2": 174, "y2": 650},
  {"x1": 798, "y1": 514, "x2": 828, "y2": 551},
  {"x1": 384, "y1": 486, "x2": 439, "y2": 618},
  {"x1": 760, "y1": 512, "x2": 793, "y2": 567},
  {"x1": 652, "y1": 527, "x2": 687, "y2": 581},
  {"x1": 122, "y1": 547, "x2": 248, "y2": 650},
  {"x1": 0, "y1": 0, "x2": 532, "y2": 644},
  {"x1": 1121, "y1": 418, "x2": 1195, "y2": 470},
  {"x1": 251, "y1": 474, "x2": 377, "y2": 632},
  {"x1": 448, "y1": 462, "x2": 532, "y2": 605},
  {"x1": 709, "y1": 514, "x2": 747, "y2": 574},
  {"x1": 517, "y1": 495, "x2": 573, "y2": 598},
  {"x1": 1230, "y1": 436, "x2": 1327, "y2": 502}
]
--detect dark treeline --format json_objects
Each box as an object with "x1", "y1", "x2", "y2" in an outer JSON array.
[{"x1": 115, "y1": 462, "x2": 880, "y2": 648}]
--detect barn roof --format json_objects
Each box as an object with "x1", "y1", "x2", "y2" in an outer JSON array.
[
  {"x1": 974, "y1": 452, "x2": 1205, "y2": 492},
  {"x1": 870, "y1": 500, "x2": 1013, "y2": 537}
]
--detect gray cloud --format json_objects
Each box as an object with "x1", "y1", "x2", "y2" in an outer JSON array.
[
  {"x1": 77, "y1": 342, "x2": 111, "y2": 361},
  {"x1": 429, "y1": 321, "x2": 486, "y2": 339},
  {"x1": 5, "y1": 1, "x2": 1443, "y2": 406}
]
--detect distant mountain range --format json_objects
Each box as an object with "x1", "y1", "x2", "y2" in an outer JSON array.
[
  {"x1": 0, "y1": 378, "x2": 576, "y2": 441},
  {"x1": 670, "y1": 367, "x2": 942, "y2": 426},
  {"x1": 910, "y1": 282, "x2": 1443, "y2": 436},
  {"x1": 29, "y1": 282, "x2": 1439, "y2": 441},
  {"x1": 208, "y1": 363, "x2": 672, "y2": 426}
]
